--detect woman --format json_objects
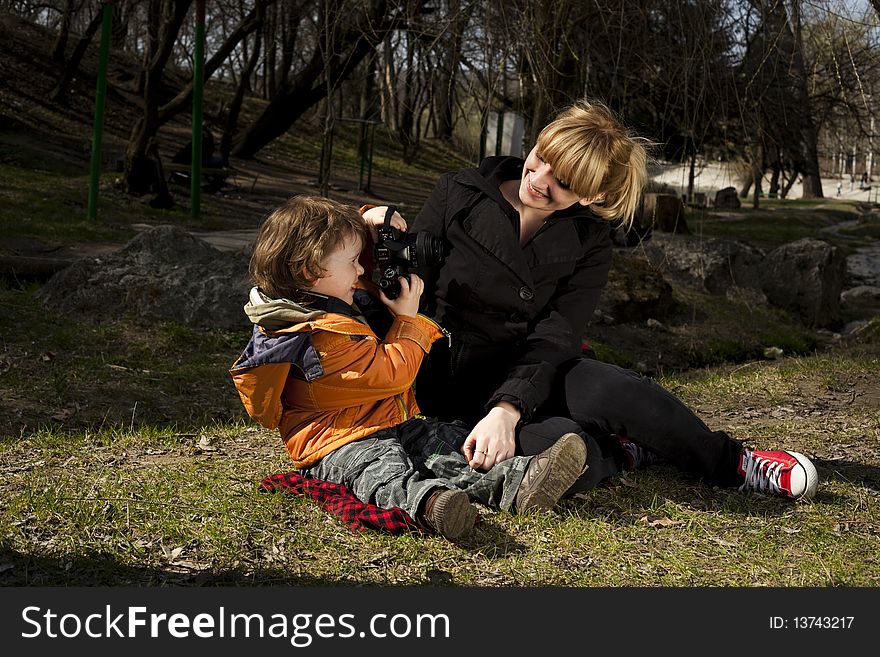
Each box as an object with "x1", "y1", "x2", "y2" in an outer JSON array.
[{"x1": 368, "y1": 98, "x2": 818, "y2": 500}]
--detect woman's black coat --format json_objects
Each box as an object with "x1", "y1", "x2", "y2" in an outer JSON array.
[{"x1": 410, "y1": 156, "x2": 614, "y2": 426}]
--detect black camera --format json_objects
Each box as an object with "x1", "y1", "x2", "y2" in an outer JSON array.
[{"x1": 373, "y1": 206, "x2": 444, "y2": 299}]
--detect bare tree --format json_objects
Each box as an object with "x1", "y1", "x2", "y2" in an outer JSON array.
[
  {"x1": 123, "y1": 0, "x2": 192, "y2": 198},
  {"x1": 50, "y1": 1, "x2": 105, "y2": 102},
  {"x1": 740, "y1": 0, "x2": 824, "y2": 199},
  {"x1": 232, "y1": 0, "x2": 410, "y2": 159},
  {"x1": 219, "y1": 2, "x2": 266, "y2": 161}
]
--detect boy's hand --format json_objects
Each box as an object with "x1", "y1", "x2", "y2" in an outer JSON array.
[
  {"x1": 379, "y1": 274, "x2": 423, "y2": 317},
  {"x1": 363, "y1": 206, "x2": 407, "y2": 241}
]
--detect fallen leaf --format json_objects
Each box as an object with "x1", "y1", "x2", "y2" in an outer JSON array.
[{"x1": 639, "y1": 515, "x2": 683, "y2": 528}]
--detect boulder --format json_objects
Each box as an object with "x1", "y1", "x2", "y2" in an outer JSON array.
[
  {"x1": 759, "y1": 238, "x2": 846, "y2": 328},
  {"x1": 638, "y1": 193, "x2": 689, "y2": 234},
  {"x1": 714, "y1": 186, "x2": 741, "y2": 209},
  {"x1": 839, "y1": 285, "x2": 880, "y2": 318},
  {"x1": 36, "y1": 225, "x2": 252, "y2": 330},
  {"x1": 596, "y1": 250, "x2": 675, "y2": 323},
  {"x1": 639, "y1": 232, "x2": 765, "y2": 295}
]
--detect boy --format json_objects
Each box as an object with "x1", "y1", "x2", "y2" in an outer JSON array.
[{"x1": 230, "y1": 196, "x2": 587, "y2": 539}]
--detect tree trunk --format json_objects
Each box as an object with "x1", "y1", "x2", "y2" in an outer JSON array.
[
  {"x1": 359, "y1": 50, "x2": 378, "y2": 120},
  {"x1": 750, "y1": 142, "x2": 763, "y2": 209},
  {"x1": 768, "y1": 162, "x2": 780, "y2": 198},
  {"x1": 788, "y1": 0, "x2": 823, "y2": 198},
  {"x1": 110, "y1": 2, "x2": 128, "y2": 50},
  {"x1": 432, "y1": 0, "x2": 466, "y2": 141},
  {"x1": 233, "y1": 1, "x2": 399, "y2": 159},
  {"x1": 781, "y1": 169, "x2": 799, "y2": 198},
  {"x1": 687, "y1": 152, "x2": 696, "y2": 203},
  {"x1": 51, "y1": 0, "x2": 76, "y2": 64},
  {"x1": 50, "y1": 6, "x2": 104, "y2": 103},
  {"x1": 263, "y1": 1, "x2": 277, "y2": 98},
  {"x1": 157, "y1": 1, "x2": 269, "y2": 126},
  {"x1": 220, "y1": 12, "x2": 264, "y2": 162},
  {"x1": 380, "y1": 34, "x2": 397, "y2": 129},
  {"x1": 399, "y1": 30, "x2": 419, "y2": 163},
  {"x1": 124, "y1": 0, "x2": 192, "y2": 196}
]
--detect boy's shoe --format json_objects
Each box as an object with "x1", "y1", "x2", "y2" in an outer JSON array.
[
  {"x1": 615, "y1": 434, "x2": 663, "y2": 470},
  {"x1": 738, "y1": 449, "x2": 819, "y2": 500},
  {"x1": 515, "y1": 433, "x2": 588, "y2": 513},
  {"x1": 421, "y1": 488, "x2": 477, "y2": 539}
]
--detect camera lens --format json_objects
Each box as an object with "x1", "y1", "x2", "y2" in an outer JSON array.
[{"x1": 414, "y1": 231, "x2": 445, "y2": 267}]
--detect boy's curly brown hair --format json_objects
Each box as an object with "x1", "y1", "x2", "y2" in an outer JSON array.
[{"x1": 249, "y1": 195, "x2": 367, "y2": 300}]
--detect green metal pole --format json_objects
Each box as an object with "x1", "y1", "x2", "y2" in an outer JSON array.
[
  {"x1": 191, "y1": 0, "x2": 206, "y2": 219},
  {"x1": 479, "y1": 111, "x2": 487, "y2": 162},
  {"x1": 358, "y1": 121, "x2": 366, "y2": 190},
  {"x1": 86, "y1": 2, "x2": 114, "y2": 221},
  {"x1": 366, "y1": 123, "x2": 375, "y2": 193},
  {"x1": 495, "y1": 110, "x2": 505, "y2": 156}
]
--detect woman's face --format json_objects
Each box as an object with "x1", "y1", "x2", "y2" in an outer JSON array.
[{"x1": 518, "y1": 146, "x2": 591, "y2": 212}]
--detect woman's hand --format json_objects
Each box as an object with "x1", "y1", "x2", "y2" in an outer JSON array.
[
  {"x1": 362, "y1": 206, "x2": 407, "y2": 241},
  {"x1": 462, "y1": 401, "x2": 522, "y2": 470},
  {"x1": 379, "y1": 274, "x2": 423, "y2": 318}
]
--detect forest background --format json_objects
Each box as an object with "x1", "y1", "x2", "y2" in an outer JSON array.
[{"x1": 6, "y1": 0, "x2": 880, "y2": 204}]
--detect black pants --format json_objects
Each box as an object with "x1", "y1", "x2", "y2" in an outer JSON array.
[
  {"x1": 517, "y1": 415, "x2": 621, "y2": 495},
  {"x1": 420, "y1": 356, "x2": 745, "y2": 492}
]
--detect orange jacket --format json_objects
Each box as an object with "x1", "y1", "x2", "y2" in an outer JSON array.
[{"x1": 230, "y1": 287, "x2": 446, "y2": 468}]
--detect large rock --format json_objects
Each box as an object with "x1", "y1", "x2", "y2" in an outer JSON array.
[
  {"x1": 36, "y1": 225, "x2": 252, "y2": 329},
  {"x1": 760, "y1": 238, "x2": 846, "y2": 327},
  {"x1": 840, "y1": 285, "x2": 880, "y2": 319},
  {"x1": 637, "y1": 193, "x2": 689, "y2": 234},
  {"x1": 714, "y1": 186, "x2": 741, "y2": 209},
  {"x1": 596, "y1": 250, "x2": 675, "y2": 323},
  {"x1": 639, "y1": 232, "x2": 766, "y2": 295}
]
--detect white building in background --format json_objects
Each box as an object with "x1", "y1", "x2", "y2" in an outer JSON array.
[{"x1": 484, "y1": 111, "x2": 525, "y2": 158}]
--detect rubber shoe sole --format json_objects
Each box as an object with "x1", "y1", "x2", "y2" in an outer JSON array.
[
  {"x1": 515, "y1": 433, "x2": 588, "y2": 513},
  {"x1": 793, "y1": 451, "x2": 819, "y2": 500},
  {"x1": 428, "y1": 489, "x2": 477, "y2": 539}
]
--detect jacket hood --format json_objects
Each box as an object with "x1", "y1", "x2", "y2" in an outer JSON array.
[
  {"x1": 244, "y1": 287, "x2": 330, "y2": 331},
  {"x1": 476, "y1": 155, "x2": 525, "y2": 183},
  {"x1": 452, "y1": 156, "x2": 523, "y2": 208}
]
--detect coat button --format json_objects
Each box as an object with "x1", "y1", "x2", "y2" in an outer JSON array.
[{"x1": 518, "y1": 286, "x2": 534, "y2": 301}]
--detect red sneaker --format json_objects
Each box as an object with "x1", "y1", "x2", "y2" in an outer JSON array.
[
  {"x1": 615, "y1": 435, "x2": 663, "y2": 470},
  {"x1": 738, "y1": 449, "x2": 819, "y2": 500}
]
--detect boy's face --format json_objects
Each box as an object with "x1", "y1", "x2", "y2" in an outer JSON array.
[{"x1": 307, "y1": 234, "x2": 364, "y2": 305}]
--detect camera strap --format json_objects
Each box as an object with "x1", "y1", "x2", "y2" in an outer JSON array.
[{"x1": 382, "y1": 205, "x2": 397, "y2": 228}]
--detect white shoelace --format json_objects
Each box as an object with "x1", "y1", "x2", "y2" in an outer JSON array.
[
  {"x1": 739, "y1": 451, "x2": 784, "y2": 494},
  {"x1": 621, "y1": 439, "x2": 657, "y2": 469}
]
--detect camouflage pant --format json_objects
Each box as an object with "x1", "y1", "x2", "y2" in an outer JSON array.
[{"x1": 301, "y1": 417, "x2": 531, "y2": 520}]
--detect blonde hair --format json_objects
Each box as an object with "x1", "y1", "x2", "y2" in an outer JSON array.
[
  {"x1": 249, "y1": 195, "x2": 367, "y2": 300},
  {"x1": 536, "y1": 99, "x2": 649, "y2": 226}
]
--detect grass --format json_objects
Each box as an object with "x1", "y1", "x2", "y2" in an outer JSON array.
[
  {"x1": 0, "y1": 285, "x2": 250, "y2": 434},
  {"x1": 2, "y1": 285, "x2": 879, "y2": 587},
  {"x1": 687, "y1": 199, "x2": 866, "y2": 251},
  {"x1": 0, "y1": 155, "x2": 239, "y2": 245},
  {"x1": 586, "y1": 281, "x2": 823, "y2": 375}
]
